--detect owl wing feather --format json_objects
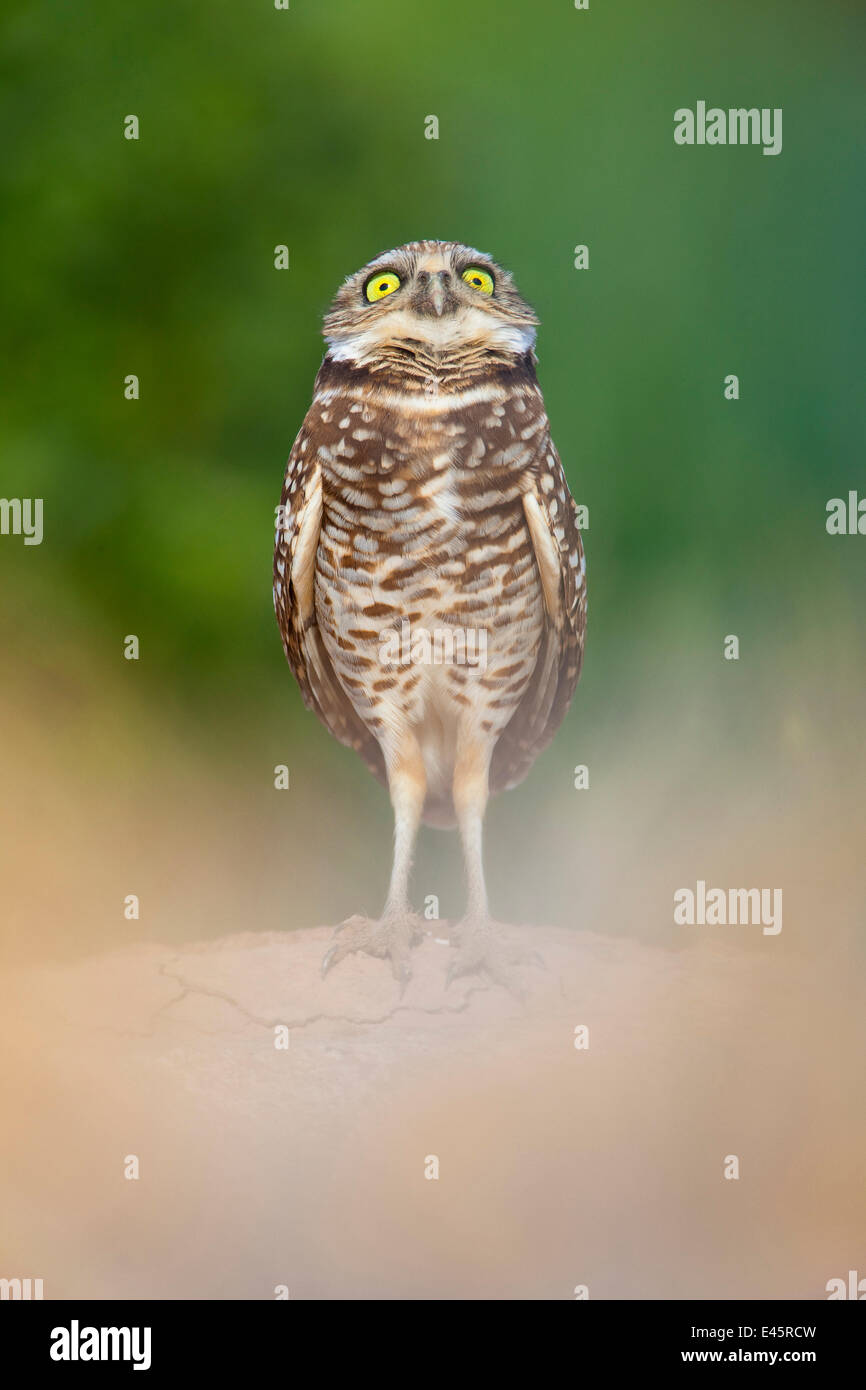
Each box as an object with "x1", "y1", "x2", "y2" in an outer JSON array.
[
  {"x1": 273, "y1": 427, "x2": 387, "y2": 787},
  {"x1": 489, "y1": 436, "x2": 586, "y2": 795}
]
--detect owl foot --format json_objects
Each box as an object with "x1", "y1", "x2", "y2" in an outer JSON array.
[
  {"x1": 321, "y1": 912, "x2": 424, "y2": 990},
  {"x1": 445, "y1": 917, "x2": 544, "y2": 998}
]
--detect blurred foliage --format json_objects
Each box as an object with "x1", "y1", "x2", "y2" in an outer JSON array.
[{"x1": 1, "y1": 0, "x2": 863, "y2": 731}]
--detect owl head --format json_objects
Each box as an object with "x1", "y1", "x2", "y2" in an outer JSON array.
[{"x1": 323, "y1": 240, "x2": 539, "y2": 364}]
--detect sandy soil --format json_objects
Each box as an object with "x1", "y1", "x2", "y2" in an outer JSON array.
[{"x1": 0, "y1": 923, "x2": 862, "y2": 1299}]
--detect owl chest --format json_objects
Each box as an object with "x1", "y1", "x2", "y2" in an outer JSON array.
[
  {"x1": 317, "y1": 457, "x2": 526, "y2": 614},
  {"x1": 310, "y1": 422, "x2": 546, "y2": 767},
  {"x1": 311, "y1": 398, "x2": 544, "y2": 694}
]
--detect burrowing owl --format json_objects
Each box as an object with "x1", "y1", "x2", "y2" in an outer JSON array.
[{"x1": 274, "y1": 241, "x2": 586, "y2": 988}]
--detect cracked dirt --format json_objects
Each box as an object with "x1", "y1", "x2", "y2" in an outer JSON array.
[{"x1": 1, "y1": 925, "x2": 863, "y2": 1298}]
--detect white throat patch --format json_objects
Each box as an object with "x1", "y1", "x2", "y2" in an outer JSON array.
[{"x1": 327, "y1": 306, "x2": 536, "y2": 364}]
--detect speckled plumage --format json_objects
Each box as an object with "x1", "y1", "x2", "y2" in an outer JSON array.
[{"x1": 274, "y1": 241, "x2": 586, "y2": 988}]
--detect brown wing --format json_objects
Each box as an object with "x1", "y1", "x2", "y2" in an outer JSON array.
[
  {"x1": 273, "y1": 424, "x2": 387, "y2": 786},
  {"x1": 489, "y1": 437, "x2": 586, "y2": 796}
]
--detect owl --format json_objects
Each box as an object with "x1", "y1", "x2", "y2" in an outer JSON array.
[{"x1": 274, "y1": 241, "x2": 586, "y2": 990}]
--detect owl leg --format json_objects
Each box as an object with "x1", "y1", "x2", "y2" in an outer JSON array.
[
  {"x1": 453, "y1": 734, "x2": 492, "y2": 922},
  {"x1": 382, "y1": 732, "x2": 427, "y2": 920},
  {"x1": 321, "y1": 729, "x2": 426, "y2": 988},
  {"x1": 446, "y1": 731, "x2": 541, "y2": 997}
]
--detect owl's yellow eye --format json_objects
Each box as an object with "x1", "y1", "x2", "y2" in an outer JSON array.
[
  {"x1": 365, "y1": 271, "x2": 401, "y2": 303},
  {"x1": 462, "y1": 266, "x2": 494, "y2": 295}
]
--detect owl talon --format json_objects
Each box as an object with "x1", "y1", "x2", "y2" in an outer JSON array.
[
  {"x1": 320, "y1": 912, "x2": 423, "y2": 986},
  {"x1": 320, "y1": 945, "x2": 340, "y2": 978},
  {"x1": 445, "y1": 918, "x2": 541, "y2": 998}
]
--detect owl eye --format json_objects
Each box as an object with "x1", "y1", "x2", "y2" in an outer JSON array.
[
  {"x1": 461, "y1": 266, "x2": 494, "y2": 295},
  {"x1": 365, "y1": 271, "x2": 401, "y2": 303}
]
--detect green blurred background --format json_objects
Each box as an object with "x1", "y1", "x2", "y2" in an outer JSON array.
[{"x1": 1, "y1": 0, "x2": 863, "y2": 963}]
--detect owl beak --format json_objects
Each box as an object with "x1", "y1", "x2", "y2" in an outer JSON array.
[
  {"x1": 415, "y1": 269, "x2": 451, "y2": 316},
  {"x1": 428, "y1": 277, "x2": 446, "y2": 316}
]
